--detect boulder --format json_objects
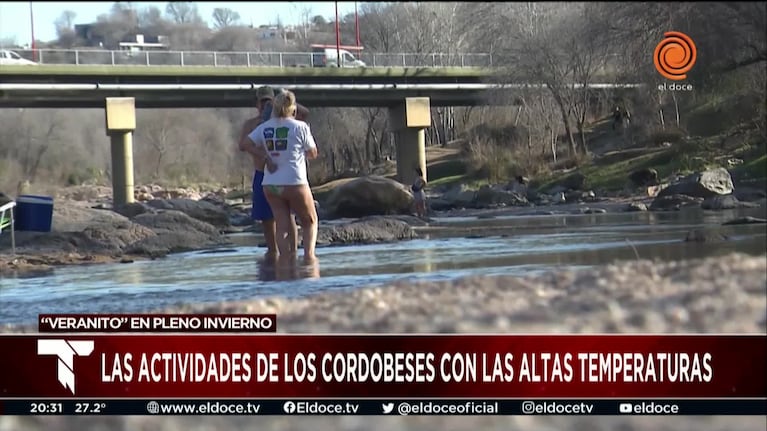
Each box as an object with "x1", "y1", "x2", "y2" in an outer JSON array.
[
  {"x1": 722, "y1": 216, "x2": 767, "y2": 226},
  {"x1": 626, "y1": 202, "x2": 648, "y2": 212},
  {"x1": 324, "y1": 176, "x2": 413, "y2": 219},
  {"x1": 145, "y1": 198, "x2": 230, "y2": 227},
  {"x1": 559, "y1": 172, "x2": 586, "y2": 191},
  {"x1": 316, "y1": 216, "x2": 418, "y2": 246},
  {"x1": 442, "y1": 184, "x2": 477, "y2": 208},
  {"x1": 544, "y1": 172, "x2": 590, "y2": 196},
  {"x1": 474, "y1": 185, "x2": 528, "y2": 208},
  {"x1": 733, "y1": 187, "x2": 767, "y2": 202},
  {"x1": 650, "y1": 194, "x2": 704, "y2": 211},
  {"x1": 546, "y1": 185, "x2": 568, "y2": 196},
  {"x1": 428, "y1": 198, "x2": 453, "y2": 211},
  {"x1": 127, "y1": 211, "x2": 226, "y2": 255},
  {"x1": 629, "y1": 168, "x2": 659, "y2": 187},
  {"x1": 114, "y1": 202, "x2": 156, "y2": 219},
  {"x1": 701, "y1": 195, "x2": 760, "y2": 210},
  {"x1": 585, "y1": 208, "x2": 607, "y2": 214},
  {"x1": 657, "y1": 168, "x2": 734, "y2": 198}
]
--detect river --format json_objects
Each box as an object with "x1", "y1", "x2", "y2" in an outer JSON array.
[{"x1": 1, "y1": 208, "x2": 765, "y2": 325}]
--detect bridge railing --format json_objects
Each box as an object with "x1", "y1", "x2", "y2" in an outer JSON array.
[{"x1": 11, "y1": 49, "x2": 493, "y2": 68}]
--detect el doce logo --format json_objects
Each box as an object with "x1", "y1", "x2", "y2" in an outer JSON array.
[{"x1": 654, "y1": 31, "x2": 697, "y2": 81}]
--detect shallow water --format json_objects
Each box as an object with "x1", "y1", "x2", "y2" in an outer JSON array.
[{"x1": 1, "y1": 208, "x2": 765, "y2": 325}]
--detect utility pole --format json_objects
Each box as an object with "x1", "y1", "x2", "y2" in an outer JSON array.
[
  {"x1": 29, "y1": 2, "x2": 36, "y2": 61},
  {"x1": 335, "y1": 1, "x2": 341, "y2": 67}
]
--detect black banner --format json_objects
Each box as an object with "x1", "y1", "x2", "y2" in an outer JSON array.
[{"x1": 2, "y1": 399, "x2": 765, "y2": 416}]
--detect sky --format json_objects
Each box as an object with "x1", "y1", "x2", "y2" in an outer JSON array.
[{"x1": 0, "y1": 1, "x2": 359, "y2": 45}]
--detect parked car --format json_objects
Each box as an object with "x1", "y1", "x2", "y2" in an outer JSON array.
[{"x1": 0, "y1": 50, "x2": 37, "y2": 65}]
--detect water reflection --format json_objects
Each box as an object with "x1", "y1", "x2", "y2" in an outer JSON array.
[{"x1": 257, "y1": 258, "x2": 320, "y2": 282}]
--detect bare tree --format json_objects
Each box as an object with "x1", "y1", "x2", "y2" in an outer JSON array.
[
  {"x1": 297, "y1": 6, "x2": 313, "y2": 40},
  {"x1": 212, "y1": 8, "x2": 240, "y2": 29},
  {"x1": 165, "y1": 1, "x2": 203, "y2": 25},
  {"x1": 138, "y1": 5, "x2": 170, "y2": 35}
]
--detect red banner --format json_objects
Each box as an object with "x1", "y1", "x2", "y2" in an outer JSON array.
[{"x1": 0, "y1": 335, "x2": 764, "y2": 398}]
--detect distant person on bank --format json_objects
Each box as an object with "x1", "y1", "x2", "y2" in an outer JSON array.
[
  {"x1": 238, "y1": 86, "x2": 308, "y2": 260},
  {"x1": 248, "y1": 90, "x2": 319, "y2": 265},
  {"x1": 411, "y1": 167, "x2": 428, "y2": 218}
]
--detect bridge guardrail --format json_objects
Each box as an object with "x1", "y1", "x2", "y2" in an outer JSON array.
[{"x1": 10, "y1": 49, "x2": 493, "y2": 68}]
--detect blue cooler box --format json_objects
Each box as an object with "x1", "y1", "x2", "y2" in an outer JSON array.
[{"x1": 14, "y1": 195, "x2": 54, "y2": 232}]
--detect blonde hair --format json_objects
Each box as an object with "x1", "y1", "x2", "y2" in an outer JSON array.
[{"x1": 272, "y1": 89, "x2": 297, "y2": 118}]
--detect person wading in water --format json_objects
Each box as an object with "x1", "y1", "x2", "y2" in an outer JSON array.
[{"x1": 237, "y1": 86, "x2": 309, "y2": 260}]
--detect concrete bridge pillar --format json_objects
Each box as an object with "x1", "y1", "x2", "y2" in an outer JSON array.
[
  {"x1": 105, "y1": 97, "x2": 136, "y2": 206},
  {"x1": 389, "y1": 97, "x2": 431, "y2": 185}
]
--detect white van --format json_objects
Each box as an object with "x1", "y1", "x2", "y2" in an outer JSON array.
[
  {"x1": 0, "y1": 50, "x2": 37, "y2": 65},
  {"x1": 311, "y1": 45, "x2": 366, "y2": 68}
]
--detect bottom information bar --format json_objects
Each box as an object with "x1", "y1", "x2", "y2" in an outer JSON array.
[{"x1": 2, "y1": 399, "x2": 765, "y2": 416}]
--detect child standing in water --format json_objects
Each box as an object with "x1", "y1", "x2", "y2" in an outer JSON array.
[{"x1": 411, "y1": 167, "x2": 427, "y2": 218}]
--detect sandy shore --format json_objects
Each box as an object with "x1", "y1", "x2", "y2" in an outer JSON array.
[{"x1": 1, "y1": 253, "x2": 765, "y2": 430}]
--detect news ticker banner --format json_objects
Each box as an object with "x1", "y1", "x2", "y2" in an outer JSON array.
[
  {"x1": 1, "y1": 399, "x2": 765, "y2": 416},
  {"x1": 0, "y1": 334, "x2": 765, "y2": 400}
]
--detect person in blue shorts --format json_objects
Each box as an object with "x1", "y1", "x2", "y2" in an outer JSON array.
[{"x1": 238, "y1": 86, "x2": 309, "y2": 260}]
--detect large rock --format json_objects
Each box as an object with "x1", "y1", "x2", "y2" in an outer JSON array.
[
  {"x1": 733, "y1": 187, "x2": 767, "y2": 202},
  {"x1": 9, "y1": 220, "x2": 157, "y2": 256},
  {"x1": 556, "y1": 172, "x2": 586, "y2": 191},
  {"x1": 474, "y1": 185, "x2": 528, "y2": 208},
  {"x1": 316, "y1": 216, "x2": 418, "y2": 246},
  {"x1": 626, "y1": 202, "x2": 648, "y2": 212},
  {"x1": 114, "y1": 202, "x2": 156, "y2": 219},
  {"x1": 701, "y1": 195, "x2": 760, "y2": 210},
  {"x1": 324, "y1": 176, "x2": 413, "y2": 219},
  {"x1": 657, "y1": 168, "x2": 734, "y2": 199},
  {"x1": 722, "y1": 216, "x2": 767, "y2": 225},
  {"x1": 428, "y1": 198, "x2": 453, "y2": 212},
  {"x1": 127, "y1": 211, "x2": 226, "y2": 255},
  {"x1": 145, "y1": 198, "x2": 230, "y2": 227},
  {"x1": 650, "y1": 194, "x2": 704, "y2": 211},
  {"x1": 441, "y1": 184, "x2": 477, "y2": 209}
]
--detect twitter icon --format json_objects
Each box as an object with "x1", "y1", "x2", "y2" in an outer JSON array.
[{"x1": 382, "y1": 403, "x2": 394, "y2": 414}]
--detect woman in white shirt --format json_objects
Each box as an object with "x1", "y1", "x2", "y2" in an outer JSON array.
[{"x1": 248, "y1": 90, "x2": 319, "y2": 264}]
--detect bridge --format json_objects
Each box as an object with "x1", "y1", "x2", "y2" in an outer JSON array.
[
  {"x1": 0, "y1": 49, "x2": 638, "y2": 207},
  {"x1": 0, "y1": 64, "x2": 496, "y2": 108},
  {"x1": 9, "y1": 48, "x2": 494, "y2": 68}
]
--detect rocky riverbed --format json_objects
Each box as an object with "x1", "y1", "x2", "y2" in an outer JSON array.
[
  {"x1": 1, "y1": 253, "x2": 765, "y2": 430},
  {"x1": 2, "y1": 166, "x2": 765, "y2": 276}
]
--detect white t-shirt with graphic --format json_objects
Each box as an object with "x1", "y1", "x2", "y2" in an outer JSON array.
[{"x1": 248, "y1": 117, "x2": 317, "y2": 186}]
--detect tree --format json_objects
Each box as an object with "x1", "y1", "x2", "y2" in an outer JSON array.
[
  {"x1": 468, "y1": 3, "x2": 599, "y2": 159},
  {"x1": 296, "y1": 6, "x2": 313, "y2": 40},
  {"x1": 165, "y1": 1, "x2": 203, "y2": 25},
  {"x1": 212, "y1": 8, "x2": 240, "y2": 29},
  {"x1": 138, "y1": 6, "x2": 170, "y2": 35},
  {"x1": 54, "y1": 10, "x2": 77, "y2": 34},
  {"x1": 311, "y1": 14, "x2": 326, "y2": 26},
  {"x1": 54, "y1": 10, "x2": 79, "y2": 47}
]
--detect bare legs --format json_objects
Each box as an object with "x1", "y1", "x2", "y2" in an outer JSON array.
[
  {"x1": 415, "y1": 199, "x2": 427, "y2": 218},
  {"x1": 262, "y1": 219, "x2": 278, "y2": 261},
  {"x1": 265, "y1": 185, "x2": 318, "y2": 264},
  {"x1": 290, "y1": 186, "x2": 318, "y2": 264}
]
